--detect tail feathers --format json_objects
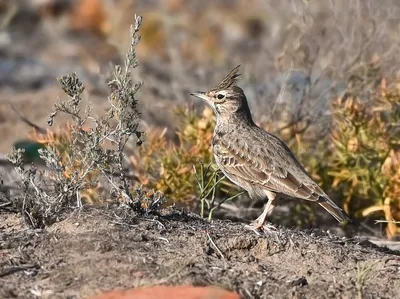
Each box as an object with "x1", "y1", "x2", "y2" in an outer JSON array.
[{"x1": 318, "y1": 197, "x2": 351, "y2": 223}]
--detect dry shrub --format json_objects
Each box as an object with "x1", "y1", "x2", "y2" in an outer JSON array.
[
  {"x1": 2, "y1": 16, "x2": 158, "y2": 228},
  {"x1": 28, "y1": 124, "x2": 103, "y2": 204}
]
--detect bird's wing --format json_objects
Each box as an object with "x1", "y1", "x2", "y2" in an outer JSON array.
[
  {"x1": 214, "y1": 129, "x2": 350, "y2": 223},
  {"x1": 214, "y1": 133, "x2": 324, "y2": 201}
]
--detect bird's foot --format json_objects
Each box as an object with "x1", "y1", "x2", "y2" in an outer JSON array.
[{"x1": 245, "y1": 221, "x2": 277, "y2": 236}]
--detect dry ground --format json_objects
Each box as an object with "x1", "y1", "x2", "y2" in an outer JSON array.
[
  {"x1": 1, "y1": 207, "x2": 399, "y2": 299},
  {"x1": 1, "y1": 2, "x2": 400, "y2": 298}
]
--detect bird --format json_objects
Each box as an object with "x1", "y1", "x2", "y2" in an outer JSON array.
[{"x1": 189, "y1": 65, "x2": 350, "y2": 232}]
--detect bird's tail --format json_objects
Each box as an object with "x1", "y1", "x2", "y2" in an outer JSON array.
[{"x1": 318, "y1": 197, "x2": 350, "y2": 223}]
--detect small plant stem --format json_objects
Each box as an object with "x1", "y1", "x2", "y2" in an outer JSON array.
[
  {"x1": 208, "y1": 190, "x2": 245, "y2": 221},
  {"x1": 202, "y1": 176, "x2": 226, "y2": 200}
]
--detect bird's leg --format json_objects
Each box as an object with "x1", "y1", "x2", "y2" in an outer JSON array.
[{"x1": 245, "y1": 192, "x2": 276, "y2": 233}]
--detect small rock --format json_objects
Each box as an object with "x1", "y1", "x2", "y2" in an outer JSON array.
[{"x1": 289, "y1": 276, "x2": 308, "y2": 287}]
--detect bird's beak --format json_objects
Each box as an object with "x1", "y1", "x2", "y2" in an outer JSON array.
[{"x1": 189, "y1": 91, "x2": 212, "y2": 105}]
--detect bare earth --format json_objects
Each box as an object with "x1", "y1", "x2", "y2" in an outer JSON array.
[
  {"x1": 1, "y1": 207, "x2": 399, "y2": 299},
  {"x1": 1, "y1": 2, "x2": 400, "y2": 299}
]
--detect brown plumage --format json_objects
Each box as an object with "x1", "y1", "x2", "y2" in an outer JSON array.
[
  {"x1": 211, "y1": 64, "x2": 241, "y2": 91},
  {"x1": 189, "y1": 65, "x2": 350, "y2": 231}
]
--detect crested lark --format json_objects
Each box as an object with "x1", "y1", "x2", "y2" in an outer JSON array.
[{"x1": 189, "y1": 65, "x2": 350, "y2": 232}]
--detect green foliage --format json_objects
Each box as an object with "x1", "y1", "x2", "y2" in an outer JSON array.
[{"x1": 194, "y1": 161, "x2": 245, "y2": 220}]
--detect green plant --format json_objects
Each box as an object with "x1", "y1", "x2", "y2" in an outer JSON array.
[{"x1": 193, "y1": 161, "x2": 245, "y2": 220}]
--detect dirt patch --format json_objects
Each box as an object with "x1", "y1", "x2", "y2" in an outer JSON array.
[{"x1": 1, "y1": 207, "x2": 399, "y2": 299}]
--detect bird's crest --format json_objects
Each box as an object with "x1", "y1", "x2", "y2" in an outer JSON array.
[{"x1": 211, "y1": 65, "x2": 241, "y2": 91}]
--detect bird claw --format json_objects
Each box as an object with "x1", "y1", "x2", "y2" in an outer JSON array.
[{"x1": 245, "y1": 221, "x2": 277, "y2": 236}]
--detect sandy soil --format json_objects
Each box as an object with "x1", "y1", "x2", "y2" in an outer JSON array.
[{"x1": 1, "y1": 207, "x2": 399, "y2": 299}]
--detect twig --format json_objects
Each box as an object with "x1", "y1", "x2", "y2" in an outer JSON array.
[
  {"x1": 158, "y1": 237, "x2": 170, "y2": 244},
  {"x1": 0, "y1": 202, "x2": 12, "y2": 209},
  {"x1": 0, "y1": 264, "x2": 39, "y2": 278},
  {"x1": 208, "y1": 190, "x2": 246, "y2": 221},
  {"x1": 206, "y1": 233, "x2": 225, "y2": 259}
]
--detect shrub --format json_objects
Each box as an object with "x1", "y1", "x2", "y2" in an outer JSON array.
[
  {"x1": 2, "y1": 16, "x2": 164, "y2": 228},
  {"x1": 328, "y1": 79, "x2": 400, "y2": 238}
]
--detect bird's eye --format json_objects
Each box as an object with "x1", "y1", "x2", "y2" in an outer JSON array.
[{"x1": 216, "y1": 93, "x2": 225, "y2": 100}]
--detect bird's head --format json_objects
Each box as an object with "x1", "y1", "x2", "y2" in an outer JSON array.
[{"x1": 189, "y1": 65, "x2": 252, "y2": 119}]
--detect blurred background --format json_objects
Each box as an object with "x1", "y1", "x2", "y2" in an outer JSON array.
[{"x1": 1, "y1": 0, "x2": 400, "y2": 239}]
